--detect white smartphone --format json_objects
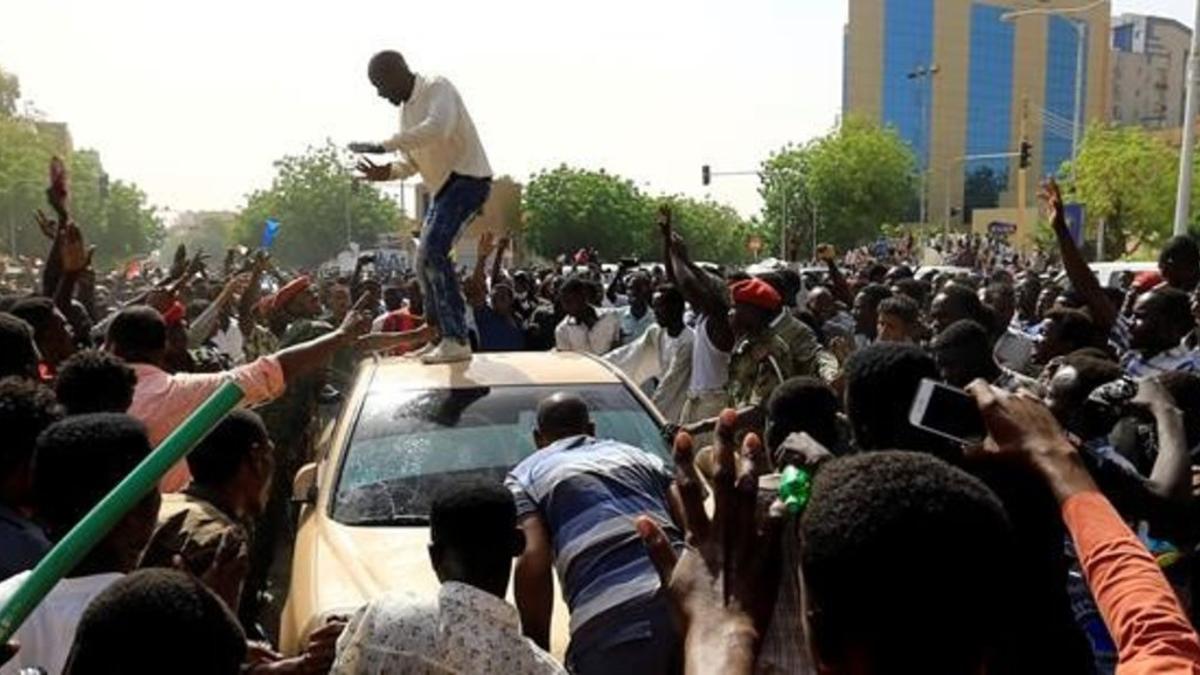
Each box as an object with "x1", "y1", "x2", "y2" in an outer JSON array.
[{"x1": 908, "y1": 378, "x2": 987, "y2": 446}]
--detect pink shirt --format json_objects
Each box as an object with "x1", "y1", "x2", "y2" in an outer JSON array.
[{"x1": 128, "y1": 358, "x2": 286, "y2": 492}]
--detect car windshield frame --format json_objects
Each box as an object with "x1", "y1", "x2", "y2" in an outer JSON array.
[{"x1": 327, "y1": 377, "x2": 670, "y2": 527}]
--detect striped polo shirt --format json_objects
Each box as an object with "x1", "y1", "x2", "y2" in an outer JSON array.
[{"x1": 505, "y1": 435, "x2": 682, "y2": 634}]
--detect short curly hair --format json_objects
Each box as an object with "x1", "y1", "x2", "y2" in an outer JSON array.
[
  {"x1": 63, "y1": 568, "x2": 245, "y2": 675},
  {"x1": 55, "y1": 349, "x2": 137, "y2": 415},
  {"x1": 801, "y1": 451, "x2": 1013, "y2": 673},
  {"x1": 0, "y1": 376, "x2": 63, "y2": 476},
  {"x1": 844, "y1": 343, "x2": 952, "y2": 457}
]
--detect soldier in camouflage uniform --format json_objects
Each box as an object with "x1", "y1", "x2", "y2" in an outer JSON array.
[{"x1": 726, "y1": 278, "x2": 797, "y2": 410}]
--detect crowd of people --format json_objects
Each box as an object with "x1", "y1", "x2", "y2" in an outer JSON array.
[{"x1": 2, "y1": 146, "x2": 1200, "y2": 675}]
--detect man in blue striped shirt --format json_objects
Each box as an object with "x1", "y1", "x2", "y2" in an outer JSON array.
[{"x1": 507, "y1": 392, "x2": 685, "y2": 675}]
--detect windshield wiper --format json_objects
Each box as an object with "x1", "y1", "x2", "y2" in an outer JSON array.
[{"x1": 343, "y1": 514, "x2": 430, "y2": 527}]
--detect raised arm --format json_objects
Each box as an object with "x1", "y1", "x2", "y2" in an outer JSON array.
[
  {"x1": 189, "y1": 273, "x2": 250, "y2": 348},
  {"x1": 1138, "y1": 379, "x2": 1192, "y2": 506},
  {"x1": 820, "y1": 247, "x2": 854, "y2": 307},
  {"x1": 664, "y1": 226, "x2": 733, "y2": 351},
  {"x1": 464, "y1": 232, "x2": 495, "y2": 310},
  {"x1": 657, "y1": 206, "x2": 676, "y2": 285},
  {"x1": 238, "y1": 252, "x2": 268, "y2": 335},
  {"x1": 491, "y1": 236, "x2": 510, "y2": 286},
  {"x1": 274, "y1": 295, "x2": 371, "y2": 382},
  {"x1": 1043, "y1": 180, "x2": 1117, "y2": 330}
]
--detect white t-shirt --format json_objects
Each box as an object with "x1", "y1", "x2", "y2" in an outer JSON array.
[
  {"x1": 0, "y1": 571, "x2": 123, "y2": 675},
  {"x1": 689, "y1": 315, "x2": 730, "y2": 394}
]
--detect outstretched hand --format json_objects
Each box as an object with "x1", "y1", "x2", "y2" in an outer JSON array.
[
  {"x1": 656, "y1": 205, "x2": 673, "y2": 238},
  {"x1": 339, "y1": 293, "x2": 375, "y2": 339},
  {"x1": 965, "y1": 380, "x2": 1096, "y2": 503},
  {"x1": 1038, "y1": 178, "x2": 1066, "y2": 229},
  {"x1": 638, "y1": 409, "x2": 785, "y2": 671},
  {"x1": 355, "y1": 157, "x2": 391, "y2": 182},
  {"x1": 59, "y1": 223, "x2": 95, "y2": 275}
]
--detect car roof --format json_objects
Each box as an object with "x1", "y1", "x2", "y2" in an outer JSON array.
[{"x1": 366, "y1": 351, "x2": 626, "y2": 389}]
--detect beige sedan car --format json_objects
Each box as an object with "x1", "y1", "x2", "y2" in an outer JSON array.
[{"x1": 279, "y1": 351, "x2": 672, "y2": 658}]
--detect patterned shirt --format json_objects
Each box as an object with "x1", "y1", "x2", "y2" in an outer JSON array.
[
  {"x1": 1120, "y1": 345, "x2": 1200, "y2": 378},
  {"x1": 505, "y1": 435, "x2": 681, "y2": 634},
  {"x1": 331, "y1": 581, "x2": 563, "y2": 675}
]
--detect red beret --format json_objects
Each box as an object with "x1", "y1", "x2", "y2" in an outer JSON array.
[
  {"x1": 272, "y1": 276, "x2": 311, "y2": 313},
  {"x1": 730, "y1": 278, "x2": 782, "y2": 312},
  {"x1": 1132, "y1": 270, "x2": 1163, "y2": 292},
  {"x1": 161, "y1": 301, "x2": 185, "y2": 327}
]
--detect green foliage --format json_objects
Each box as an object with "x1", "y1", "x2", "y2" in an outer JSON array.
[
  {"x1": 521, "y1": 165, "x2": 757, "y2": 263},
  {"x1": 0, "y1": 64, "x2": 162, "y2": 263},
  {"x1": 0, "y1": 67, "x2": 19, "y2": 118},
  {"x1": 1065, "y1": 123, "x2": 1178, "y2": 258},
  {"x1": 658, "y1": 195, "x2": 760, "y2": 264},
  {"x1": 231, "y1": 142, "x2": 402, "y2": 268},
  {"x1": 522, "y1": 165, "x2": 654, "y2": 261},
  {"x1": 0, "y1": 115, "x2": 54, "y2": 256},
  {"x1": 759, "y1": 115, "x2": 918, "y2": 258},
  {"x1": 160, "y1": 212, "x2": 236, "y2": 265}
]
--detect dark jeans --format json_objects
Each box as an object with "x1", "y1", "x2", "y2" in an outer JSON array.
[
  {"x1": 418, "y1": 173, "x2": 491, "y2": 341},
  {"x1": 566, "y1": 594, "x2": 682, "y2": 675}
]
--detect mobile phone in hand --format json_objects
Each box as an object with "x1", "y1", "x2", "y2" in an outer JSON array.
[{"x1": 909, "y1": 378, "x2": 986, "y2": 446}]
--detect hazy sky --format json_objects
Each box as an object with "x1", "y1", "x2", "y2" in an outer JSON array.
[{"x1": 0, "y1": 0, "x2": 1194, "y2": 223}]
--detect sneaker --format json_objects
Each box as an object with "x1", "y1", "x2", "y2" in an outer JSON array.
[
  {"x1": 407, "y1": 340, "x2": 439, "y2": 358},
  {"x1": 421, "y1": 339, "x2": 472, "y2": 365}
]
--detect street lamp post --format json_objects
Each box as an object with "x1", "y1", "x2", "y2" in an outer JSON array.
[{"x1": 908, "y1": 64, "x2": 940, "y2": 224}]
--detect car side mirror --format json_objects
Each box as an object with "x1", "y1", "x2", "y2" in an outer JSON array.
[{"x1": 292, "y1": 463, "x2": 319, "y2": 505}]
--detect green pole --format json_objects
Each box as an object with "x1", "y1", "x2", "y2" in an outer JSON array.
[{"x1": 0, "y1": 381, "x2": 245, "y2": 643}]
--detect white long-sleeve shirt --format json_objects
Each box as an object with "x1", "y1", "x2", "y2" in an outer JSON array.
[{"x1": 382, "y1": 74, "x2": 492, "y2": 194}]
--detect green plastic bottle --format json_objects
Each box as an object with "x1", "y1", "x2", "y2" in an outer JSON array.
[{"x1": 779, "y1": 465, "x2": 812, "y2": 514}]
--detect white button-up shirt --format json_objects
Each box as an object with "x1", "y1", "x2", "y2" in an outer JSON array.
[
  {"x1": 332, "y1": 581, "x2": 563, "y2": 675},
  {"x1": 382, "y1": 74, "x2": 492, "y2": 195},
  {"x1": 554, "y1": 308, "x2": 621, "y2": 355}
]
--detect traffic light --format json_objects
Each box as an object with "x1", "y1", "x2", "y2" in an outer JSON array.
[
  {"x1": 1019, "y1": 140, "x2": 1033, "y2": 170},
  {"x1": 702, "y1": 165, "x2": 711, "y2": 186}
]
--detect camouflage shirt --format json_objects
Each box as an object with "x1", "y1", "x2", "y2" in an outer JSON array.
[
  {"x1": 767, "y1": 312, "x2": 821, "y2": 378},
  {"x1": 727, "y1": 330, "x2": 795, "y2": 409}
]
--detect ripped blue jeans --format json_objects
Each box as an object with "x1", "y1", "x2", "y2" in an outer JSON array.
[{"x1": 417, "y1": 173, "x2": 491, "y2": 341}]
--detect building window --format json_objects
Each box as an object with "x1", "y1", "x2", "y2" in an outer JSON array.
[
  {"x1": 964, "y1": 2, "x2": 1015, "y2": 214},
  {"x1": 881, "y1": 0, "x2": 935, "y2": 169},
  {"x1": 1042, "y1": 15, "x2": 1087, "y2": 177}
]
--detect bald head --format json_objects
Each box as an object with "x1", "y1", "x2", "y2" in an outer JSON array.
[
  {"x1": 534, "y1": 392, "x2": 593, "y2": 447},
  {"x1": 367, "y1": 50, "x2": 415, "y2": 106}
]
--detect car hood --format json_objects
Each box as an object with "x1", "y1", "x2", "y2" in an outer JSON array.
[{"x1": 309, "y1": 515, "x2": 438, "y2": 611}]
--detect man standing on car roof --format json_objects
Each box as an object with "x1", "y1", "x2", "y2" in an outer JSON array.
[{"x1": 351, "y1": 49, "x2": 493, "y2": 366}]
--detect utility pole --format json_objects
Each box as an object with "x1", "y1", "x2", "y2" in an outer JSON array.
[
  {"x1": 1017, "y1": 95, "x2": 1029, "y2": 241},
  {"x1": 1173, "y1": 0, "x2": 1200, "y2": 235},
  {"x1": 908, "y1": 65, "x2": 940, "y2": 224}
]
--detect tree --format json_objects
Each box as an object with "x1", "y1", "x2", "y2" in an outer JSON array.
[
  {"x1": 962, "y1": 164, "x2": 1006, "y2": 222},
  {"x1": 231, "y1": 142, "x2": 403, "y2": 268},
  {"x1": 759, "y1": 115, "x2": 918, "y2": 258},
  {"x1": 0, "y1": 115, "x2": 54, "y2": 256},
  {"x1": 1064, "y1": 123, "x2": 1177, "y2": 257},
  {"x1": 0, "y1": 67, "x2": 19, "y2": 118},
  {"x1": 659, "y1": 195, "x2": 758, "y2": 264},
  {"x1": 160, "y1": 211, "x2": 236, "y2": 265},
  {"x1": 522, "y1": 165, "x2": 654, "y2": 261}
]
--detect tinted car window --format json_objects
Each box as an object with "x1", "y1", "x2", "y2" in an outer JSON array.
[{"x1": 332, "y1": 383, "x2": 669, "y2": 525}]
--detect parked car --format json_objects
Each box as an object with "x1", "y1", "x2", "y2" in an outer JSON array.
[{"x1": 280, "y1": 352, "x2": 673, "y2": 658}]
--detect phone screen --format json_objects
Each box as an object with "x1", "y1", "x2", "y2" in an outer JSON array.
[{"x1": 918, "y1": 383, "x2": 986, "y2": 443}]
